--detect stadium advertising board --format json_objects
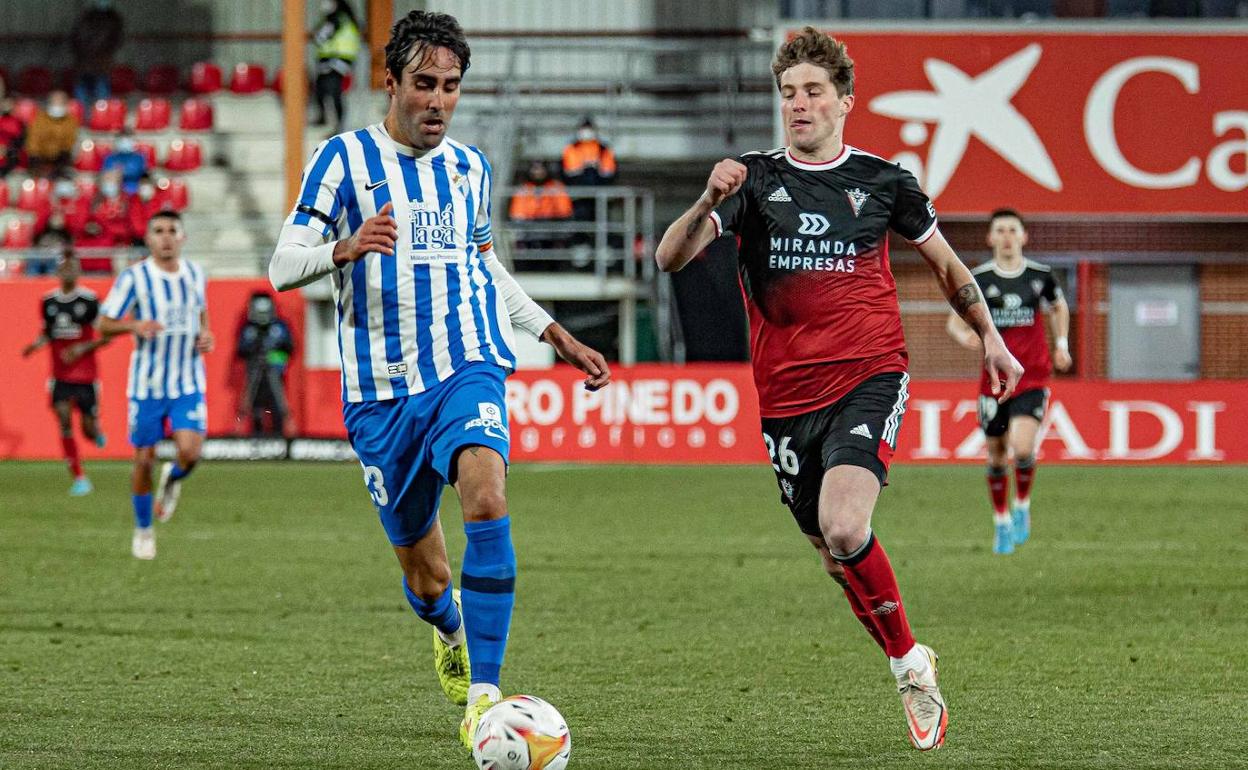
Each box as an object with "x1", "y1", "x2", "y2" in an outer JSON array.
[
  {"x1": 779, "y1": 27, "x2": 1248, "y2": 215},
  {"x1": 503, "y1": 368, "x2": 1247, "y2": 465}
]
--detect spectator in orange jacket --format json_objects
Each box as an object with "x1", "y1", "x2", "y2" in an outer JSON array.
[
  {"x1": 509, "y1": 161, "x2": 573, "y2": 260},
  {"x1": 561, "y1": 117, "x2": 616, "y2": 188},
  {"x1": 509, "y1": 161, "x2": 573, "y2": 222},
  {"x1": 25, "y1": 91, "x2": 80, "y2": 178}
]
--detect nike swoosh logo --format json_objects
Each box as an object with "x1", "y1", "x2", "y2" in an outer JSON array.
[
  {"x1": 364, "y1": 179, "x2": 387, "y2": 192},
  {"x1": 904, "y1": 701, "x2": 934, "y2": 742}
]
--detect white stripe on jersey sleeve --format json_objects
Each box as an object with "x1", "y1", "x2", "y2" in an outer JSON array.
[
  {"x1": 100, "y1": 267, "x2": 136, "y2": 319},
  {"x1": 342, "y1": 132, "x2": 395, "y2": 401}
]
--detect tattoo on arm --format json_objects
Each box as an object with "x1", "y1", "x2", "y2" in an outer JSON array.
[
  {"x1": 953, "y1": 283, "x2": 981, "y2": 315},
  {"x1": 683, "y1": 217, "x2": 703, "y2": 240}
]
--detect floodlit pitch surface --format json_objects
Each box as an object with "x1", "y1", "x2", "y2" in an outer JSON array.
[{"x1": 2, "y1": 462, "x2": 1245, "y2": 769}]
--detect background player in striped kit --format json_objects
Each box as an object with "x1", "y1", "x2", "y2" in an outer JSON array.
[
  {"x1": 947, "y1": 209, "x2": 1071, "y2": 554},
  {"x1": 268, "y1": 10, "x2": 610, "y2": 750},
  {"x1": 100, "y1": 212, "x2": 214, "y2": 560},
  {"x1": 21, "y1": 251, "x2": 111, "y2": 496}
]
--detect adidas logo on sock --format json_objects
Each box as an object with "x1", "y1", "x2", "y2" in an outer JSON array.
[
  {"x1": 768, "y1": 186, "x2": 792, "y2": 202},
  {"x1": 850, "y1": 423, "x2": 873, "y2": 439}
]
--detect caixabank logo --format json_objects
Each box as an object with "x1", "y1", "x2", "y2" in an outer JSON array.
[{"x1": 794, "y1": 28, "x2": 1248, "y2": 214}]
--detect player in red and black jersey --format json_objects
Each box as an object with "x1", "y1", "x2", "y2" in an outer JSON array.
[
  {"x1": 657, "y1": 28, "x2": 1023, "y2": 751},
  {"x1": 21, "y1": 252, "x2": 111, "y2": 496},
  {"x1": 947, "y1": 209, "x2": 1071, "y2": 555}
]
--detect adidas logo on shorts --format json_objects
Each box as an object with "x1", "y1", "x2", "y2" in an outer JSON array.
[
  {"x1": 768, "y1": 186, "x2": 792, "y2": 202},
  {"x1": 850, "y1": 423, "x2": 873, "y2": 439}
]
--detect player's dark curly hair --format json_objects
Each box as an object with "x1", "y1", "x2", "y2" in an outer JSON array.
[
  {"x1": 384, "y1": 10, "x2": 470, "y2": 82},
  {"x1": 772, "y1": 27, "x2": 854, "y2": 96},
  {"x1": 990, "y1": 208, "x2": 1026, "y2": 228}
]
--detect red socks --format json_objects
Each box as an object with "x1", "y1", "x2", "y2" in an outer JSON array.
[
  {"x1": 987, "y1": 465, "x2": 1009, "y2": 515},
  {"x1": 837, "y1": 533, "x2": 916, "y2": 659},
  {"x1": 1015, "y1": 459, "x2": 1036, "y2": 502},
  {"x1": 61, "y1": 435, "x2": 83, "y2": 479},
  {"x1": 841, "y1": 583, "x2": 887, "y2": 652}
]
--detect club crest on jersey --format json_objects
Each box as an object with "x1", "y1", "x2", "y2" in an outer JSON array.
[
  {"x1": 1032, "y1": 279, "x2": 1045, "y2": 296},
  {"x1": 845, "y1": 187, "x2": 869, "y2": 217},
  {"x1": 409, "y1": 201, "x2": 457, "y2": 255},
  {"x1": 984, "y1": 285, "x2": 1002, "y2": 298},
  {"x1": 780, "y1": 478, "x2": 795, "y2": 503}
]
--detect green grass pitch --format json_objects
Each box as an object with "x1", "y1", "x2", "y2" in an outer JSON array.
[{"x1": 2, "y1": 461, "x2": 1246, "y2": 769}]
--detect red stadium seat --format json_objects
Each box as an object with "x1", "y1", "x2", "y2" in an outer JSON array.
[
  {"x1": 157, "y1": 177, "x2": 189, "y2": 211},
  {"x1": 134, "y1": 98, "x2": 172, "y2": 131},
  {"x1": 17, "y1": 178, "x2": 52, "y2": 212},
  {"x1": 87, "y1": 98, "x2": 127, "y2": 132},
  {"x1": 13, "y1": 98, "x2": 39, "y2": 126},
  {"x1": 343, "y1": 71, "x2": 354, "y2": 92},
  {"x1": 76, "y1": 177, "x2": 98, "y2": 202},
  {"x1": 178, "y1": 98, "x2": 214, "y2": 131},
  {"x1": 74, "y1": 139, "x2": 112, "y2": 172},
  {"x1": 143, "y1": 64, "x2": 180, "y2": 95},
  {"x1": 164, "y1": 139, "x2": 203, "y2": 172},
  {"x1": 57, "y1": 69, "x2": 78, "y2": 93},
  {"x1": 189, "y1": 61, "x2": 223, "y2": 95},
  {"x1": 270, "y1": 67, "x2": 284, "y2": 93},
  {"x1": 68, "y1": 99, "x2": 85, "y2": 124},
  {"x1": 16, "y1": 66, "x2": 53, "y2": 97},
  {"x1": 134, "y1": 141, "x2": 158, "y2": 168},
  {"x1": 229, "y1": 63, "x2": 267, "y2": 94},
  {"x1": 3, "y1": 218, "x2": 35, "y2": 248},
  {"x1": 110, "y1": 65, "x2": 139, "y2": 96},
  {"x1": 0, "y1": 183, "x2": 9, "y2": 209}
]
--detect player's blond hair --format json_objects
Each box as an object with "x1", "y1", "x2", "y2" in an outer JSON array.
[{"x1": 772, "y1": 27, "x2": 854, "y2": 97}]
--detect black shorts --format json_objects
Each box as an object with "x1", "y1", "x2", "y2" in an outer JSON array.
[
  {"x1": 977, "y1": 387, "x2": 1048, "y2": 437},
  {"x1": 760, "y1": 372, "x2": 910, "y2": 538},
  {"x1": 49, "y1": 380, "x2": 99, "y2": 417}
]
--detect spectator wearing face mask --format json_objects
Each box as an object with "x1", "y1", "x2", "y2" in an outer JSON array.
[
  {"x1": 561, "y1": 117, "x2": 617, "y2": 188},
  {"x1": 0, "y1": 96, "x2": 26, "y2": 178},
  {"x1": 34, "y1": 176, "x2": 89, "y2": 236},
  {"x1": 77, "y1": 169, "x2": 133, "y2": 253},
  {"x1": 103, "y1": 131, "x2": 148, "y2": 194},
  {"x1": 127, "y1": 174, "x2": 168, "y2": 245},
  {"x1": 25, "y1": 91, "x2": 80, "y2": 177}
]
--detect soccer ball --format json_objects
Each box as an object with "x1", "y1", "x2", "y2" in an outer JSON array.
[{"x1": 471, "y1": 695, "x2": 571, "y2": 770}]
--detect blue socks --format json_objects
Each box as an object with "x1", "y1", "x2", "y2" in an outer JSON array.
[
  {"x1": 169, "y1": 463, "x2": 192, "y2": 482},
  {"x1": 403, "y1": 579, "x2": 463, "y2": 637},
  {"x1": 461, "y1": 517, "x2": 516, "y2": 687},
  {"x1": 132, "y1": 493, "x2": 152, "y2": 529}
]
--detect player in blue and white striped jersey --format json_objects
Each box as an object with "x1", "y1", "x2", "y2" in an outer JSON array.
[
  {"x1": 100, "y1": 212, "x2": 215, "y2": 560},
  {"x1": 269, "y1": 10, "x2": 610, "y2": 747}
]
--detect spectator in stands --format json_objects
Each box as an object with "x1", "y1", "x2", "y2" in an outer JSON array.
[
  {"x1": 509, "y1": 160, "x2": 574, "y2": 258},
  {"x1": 69, "y1": 0, "x2": 125, "y2": 105},
  {"x1": 103, "y1": 130, "x2": 148, "y2": 194},
  {"x1": 235, "y1": 291, "x2": 295, "y2": 437},
  {"x1": 126, "y1": 174, "x2": 167, "y2": 245},
  {"x1": 76, "y1": 169, "x2": 132, "y2": 271},
  {"x1": 24, "y1": 91, "x2": 79, "y2": 178},
  {"x1": 0, "y1": 95, "x2": 26, "y2": 178},
  {"x1": 561, "y1": 117, "x2": 617, "y2": 262},
  {"x1": 311, "y1": 0, "x2": 362, "y2": 136}
]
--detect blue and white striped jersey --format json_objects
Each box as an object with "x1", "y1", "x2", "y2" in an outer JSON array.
[
  {"x1": 284, "y1": 124, "x2": 517, "y2": 403},
  {"x1": 100, "y1": 258, "x2": 208, "y2": 400}
]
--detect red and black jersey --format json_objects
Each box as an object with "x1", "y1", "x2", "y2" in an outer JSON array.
[
  {"x1": 711, "y1": 145, "x2": 938, "y2": 418},
  {"x1": 970, "y1": 259, "x2": 1063, "y2": 397},
  {"x1": 41, "y1": 289, "x2": 101, "y2": 383}
]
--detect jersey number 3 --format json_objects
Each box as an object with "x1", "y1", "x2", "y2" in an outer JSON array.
[{"x1": 363, "y1": 465, "x2": 389, "y2": 507}]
